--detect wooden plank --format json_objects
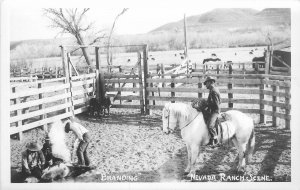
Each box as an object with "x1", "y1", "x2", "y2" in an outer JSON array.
[
  {"x1": 149, "y1": 73, "x2": 291, "y2": 80},
  {"x1": 105, "y1": 78, "x2": 141, "y2": 83},
  {"x1": 10, "y1": 102, "x2": 72, "y2": 123},
  {"x1": 38, "y1": 83, "x2": 47, "y2": 131},
  {"x1": 104, "y1": 74, "x2": 139, "y2": 79},
  {"x1": 146, "y1": 87, "x2": 260, "y2": 94},
  {"x1": 71, "y1": 73, "x2": 96, "y2": 80},
  {"x1": 111, "y1": 95, "x2": 142, "y2": 101},
  {"x1": 147, "y1": 96, "x2": 198, "y2": 102},
  {"x1": 10, "y1": 112, "x2": 72, "y2": 135},
  {"x1": 72, "y1": 78, "x2": 96, "y2": 87},
  {"x1": 137, "y1": 52, "x2": 144, "y2": 114},
  {"x1": 262, "y1": 90, "x2": 290, "y2": 98},
  {"x1": 261, "y1": 110, "x2": 290, "y2": 120},
  {"x1": 107, "y1": 87, "x2": 141, "y2": 92},
  {"x1": 111, "y1": 104, "x2": 141, "y2": 109},
  {"x1": 12, "y1": 87, "x2": 23, "y2": 140},
  {"x1": 171, "y1": 75, "x2": 175, "y2": 103},
  {"x1": 269, "y1": 70, "x2": 290, "y2": 76},
  {"x1": 221, "y1": 108, "x2": 260, "y2": 114},
  {"x1": 72, "y1": 87, "x2": 94, "y2": 96},
  {"x1": 263, "y1": 79, "x2": 290, "y2": 87},
  {"x1": 147, "y1": 78, "x2": 262, "y2": 85},
  {"x1": 74, "y1": 106, "x2": 88, "y2": 115},
  {"x1": 285, "y1": 84, "x2": 291, "y2": 129},
  {"x1": 272, "y1": 85, "x2": 278, "y2": 126},
  {"x1": 259, "y1": 78, "x2": 265, "y2": 123},
  {"x1": 143, "y1": 45, "x2": 149, "y2": 114},
  {"x1": 146, "y1": 87, "x2": 207, "y2": 93},
  {"x1": 73, "y1": 98, "x2": 88, "y2": 106},
  {"x1": 261, "y1": 99, "x2": 290, "y2": 109},
  {"x1": 10, "y1": 83, "x2": 70, "y2": 99}
]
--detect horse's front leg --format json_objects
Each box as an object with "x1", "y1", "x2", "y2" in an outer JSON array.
[
  {"x1": 187, "y1": 144, "x2": 200, "y2": 177},
  {"x1": 184, "y1": 144, "x2": 191, "y2": 174}
]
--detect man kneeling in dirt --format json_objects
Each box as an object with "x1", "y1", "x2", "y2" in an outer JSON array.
[
  {"x1": 21, "y1": 142, "x2": 45, "y2": 180},
  {"x1": 64, "y1": 119, "x2": 91, "y2": 166}
]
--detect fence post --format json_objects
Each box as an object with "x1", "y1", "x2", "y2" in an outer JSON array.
[
  {"x1": 228, "y1": 64, "x2": 233, "y2": 109},
  {"x1": 143, "y1": 45, "x2": 150, "y2": 114},
  {"x1": 137, "y1": 52, "x2": 144, "y2": 114},
  {"x1": 95, "y1": 47, "x2": 101, "y2": 101},
  {"x1": 198, "y1": 77, "x2": 202, "y2": 99},
  {"x1": 272, "y1": 85, "x2": 278, "y2": 127},
  {"x1": 265, "y1": 46, "x2": 271, "y2": 74},
  {"x1": 259, "y1": 76, "x2": 265, "y2": 124},
  {"x1": 67, "y1": 54, "x2": 75, "y2": 117},
  {"x1": 132, "y1": 68, "x2": 136, "y2": 93},
  {"x1": 285, "y1": 80, "x2": 291, "y2": 129},
  {"x1": 150, "y1": 75, "x2": 155, "y2": 106},
  {"x1": 161, "y1": 64, "x2": 165, "y2": 88},
  {"x1": 171, "y1": 75, "x2": 175, "y2": 103},
  {"x1": 38, "y1": 83, "x2": 47, "y2": 132},
  {"x1": 12, "y1": 87, "x2": 23, "y2": 141},
  {"x1": 61, "y1": 46, "x2": 72, "y2": 117}
]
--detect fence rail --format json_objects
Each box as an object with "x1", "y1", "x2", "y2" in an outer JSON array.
[
  {"x1": 145, "y1": 73, "x2": 291, "y2": 129},
  {"x1": 10, "y1": 73, "x2": 96, "y2": 139}
]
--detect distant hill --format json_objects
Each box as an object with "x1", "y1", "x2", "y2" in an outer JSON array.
[
  {"x1": 151, "y1": 8, "x2": 291, "y2": 33},
  {"x1": 10, "y1": 8, "x2": 291, "y2": 58}
]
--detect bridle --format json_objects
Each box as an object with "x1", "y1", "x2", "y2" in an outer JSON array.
[{"x1": 164, "y1": 108, "x2": 200, "y2": 133}]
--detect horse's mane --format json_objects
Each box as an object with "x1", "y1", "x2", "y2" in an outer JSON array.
[{"x1": 166, "y1": 102, "x2": 198, "y2": 122}]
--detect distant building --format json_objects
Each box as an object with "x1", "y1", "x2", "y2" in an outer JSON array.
[{"x1": 272, "y1": 40, "x2": 291, "y2": 67}]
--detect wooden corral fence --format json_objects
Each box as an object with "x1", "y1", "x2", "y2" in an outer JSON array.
[
  {"x1": 145, "y1": 73, "x2": 291, "y2": 129},
  {"x1": 9, "y1": 44, "x2": 148, "y2": 140},
  {"x1": 10, "y1": 44, "x2": 291, "y2": 140},
  {"x1": 104, "y1": 70, "x2": 291, "y2": 129},
  {"x1": 10, "y1": 73, "x2": 97, "y2": 140}
]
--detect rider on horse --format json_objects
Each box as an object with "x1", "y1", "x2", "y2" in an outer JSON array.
[{"x1": 204, "y1": 76, "x2": 221, "y2": 147}]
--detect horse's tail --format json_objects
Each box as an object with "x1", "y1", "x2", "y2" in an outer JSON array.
[{"x1": 247, "y1": 127, "x2": 255, "y2": 157}]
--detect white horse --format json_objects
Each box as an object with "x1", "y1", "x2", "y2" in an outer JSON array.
[{"x1": 162, "y1": 102, "x2": 255, "y2": 176}]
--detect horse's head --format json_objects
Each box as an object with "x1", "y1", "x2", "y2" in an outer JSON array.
[{"x1": 162, "y1": 103, "x2": 179, "y2": 134}]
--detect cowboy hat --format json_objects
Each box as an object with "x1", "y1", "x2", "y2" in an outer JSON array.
[
  {"x1": 26, "y1": 142, "x2": 42, "y2": 151},
  {"x1": 203, "y1": 76, "x2": 216, "y2": 85}
]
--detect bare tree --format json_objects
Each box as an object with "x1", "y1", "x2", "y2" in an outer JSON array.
[
  {"x1": 43, "y1": 8, "x2": 105, "y2": 66},
  {"x1": 106, "y1": 8, "x2": 128, "y2": 70}
]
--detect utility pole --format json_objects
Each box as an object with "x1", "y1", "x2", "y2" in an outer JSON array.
[{"x1": 183, "y1": 14, "x2": 188, "y2": 58}]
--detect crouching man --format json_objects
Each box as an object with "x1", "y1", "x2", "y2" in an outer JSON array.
[
  {"x1": 64, "y1": 119, "x2": 91, "y2": 166},
  {"x1": 21, "y1": 142, "x2": 45, "y2": 180}
]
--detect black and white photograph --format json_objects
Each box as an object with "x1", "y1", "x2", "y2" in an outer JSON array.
[{"x1": 1, "y1": 0, "x2": 300, "y2": 189}]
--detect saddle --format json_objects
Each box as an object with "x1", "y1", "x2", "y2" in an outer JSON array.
[{"x1": 191, "y1": 99, "x2": 232, "y2": 143}]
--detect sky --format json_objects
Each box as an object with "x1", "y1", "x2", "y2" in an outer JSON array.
[{"x1": 6, "y1": 0, "x2": 285, "y2": 41}]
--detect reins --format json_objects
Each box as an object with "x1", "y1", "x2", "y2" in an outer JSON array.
[
  {"x1": 180, "y1": 112, "x2": 200, "y2": 130},
  {"x1": 166, "y1": 110, "x2": 200, "y2": 131}
]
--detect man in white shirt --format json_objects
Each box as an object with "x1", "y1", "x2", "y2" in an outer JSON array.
[{"x1": 64, "y1": 119, "x2": 91, "y2": 166}]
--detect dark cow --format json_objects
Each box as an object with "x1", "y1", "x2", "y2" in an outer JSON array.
[
  {"x1": 88, "y1": 98, "x2": 102, "y2": 117},
  {"x1": 101, "y1": 94, "x2": 112, "y2": 116},
  {"x1": 202, "y1": 58, "x2": 221, "y2": 64}
]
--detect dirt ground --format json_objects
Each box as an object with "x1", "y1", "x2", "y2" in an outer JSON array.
[{"x1": 10, "y1": 108, "x2": 291, "y2": 182}]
